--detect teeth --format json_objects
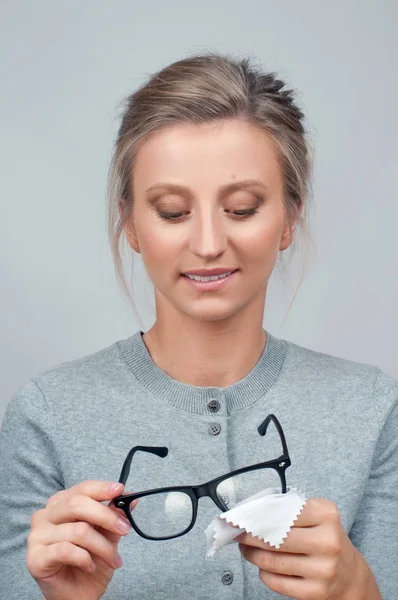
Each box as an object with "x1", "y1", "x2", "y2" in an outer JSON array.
[{"x1": 186, "y1": 271, "x2": 233, "y2": 282}]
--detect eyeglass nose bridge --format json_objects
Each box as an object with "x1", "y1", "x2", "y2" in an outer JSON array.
[
  {"x1": 193, "y1": 482, "x2": 215, "y2": 500},
  {"x1": 191, "y1": 481, "x2": 227, "y2": 512}
]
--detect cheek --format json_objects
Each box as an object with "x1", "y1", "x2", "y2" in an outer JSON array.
[
  {"x1": 236, "y1": 220, "x2": 281, "y2": 262},
  {"x1": 138, "y1": 221, "x2": 183, "y2": 271}
]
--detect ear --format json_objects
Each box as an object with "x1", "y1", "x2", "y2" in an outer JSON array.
[
  {"x1": 279, "y1": 202, "x2": 303, "y2": 252},
  {"x1": 119, "y1": 198, "x2": 141, "y2": 254}
]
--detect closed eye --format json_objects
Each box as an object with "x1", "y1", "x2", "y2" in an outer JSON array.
[
  {"x1": 157, "y1": 208, "x2": 259, "y2": 221},
  {"x1": 157, "y1": 211, "x2": 187, "y2": 221},
  {"x1": 227, "y1": 208, "x2": 259, "y2": 217}
]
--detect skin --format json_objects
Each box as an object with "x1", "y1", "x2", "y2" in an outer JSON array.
[
  {"x1": 124, "y1": 118, "x2": 298, "y2": 387},
  {"x1": 27, "y1": 480, "x2": 138, "y2": 600}
]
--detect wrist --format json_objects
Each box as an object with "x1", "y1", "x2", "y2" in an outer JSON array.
[
  {"x1": 349, "y1": 550, "x2": 382, "y2": 600},
  {"x1": 361, "y1": 566, "x2": 382, "y2": 600}
]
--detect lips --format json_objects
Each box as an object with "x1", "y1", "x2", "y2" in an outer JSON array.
[
  {"x1": 182, "y1": 268, "x2": 238, "y2": 277},
  {"x1": 181, "y1": 269, "x2": 238, "y2": 289}
]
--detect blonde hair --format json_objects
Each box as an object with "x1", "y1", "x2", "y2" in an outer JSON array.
[{"x1": 106, "y1": 51, "x2": 314, "y2": 330}]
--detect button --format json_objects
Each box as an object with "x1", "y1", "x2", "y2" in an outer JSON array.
[
  {"x1": 207, "y1": 399, "x2": 220, "y2": 412},
  {"x1": 209, "y1": 423, "x2": 221, "y2": 436},
  {"x1": 222, "y1": 571, "x2": 233, "y2": 585}
]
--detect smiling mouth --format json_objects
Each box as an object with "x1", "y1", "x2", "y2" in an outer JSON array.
[
  {"x1": 181, "y1": 269, "x2": 239, "y2": 289},
  {"x1": 183, "y1": 270, "x2": 237, "y2": 282}
]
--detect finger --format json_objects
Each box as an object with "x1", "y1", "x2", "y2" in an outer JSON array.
[
  {"x1": 240, "y1": 545, "x2": 314, "y2": 578},
  {"x1": 259, "y1": 569, "x2": 319, "y2": 599},
  {"x1": 28, "y1": 540, "x2": 97, "y2": 578},
  {"x1": 46, "y1": 480, "x2": 126, "y2": 508},
  {"x1": 33, "y1": 521, "x2": 123, "y2": 571},
  {"x1": 235, "y1": 524, "x2": 325, "y2": 555},
  {"x1": 287, "y1": 497, "x2": 341, "y2": 528},
  {"x1": 44, "y1": 493, "x2": 133, "y2": 538}
]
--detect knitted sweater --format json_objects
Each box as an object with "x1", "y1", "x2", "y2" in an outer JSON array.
[{"x1": 0, "y1": 330, "x2": 397, "y2": 599}]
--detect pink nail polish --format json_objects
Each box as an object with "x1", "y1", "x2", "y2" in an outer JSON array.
[
  {"x1": 108, "y1": 482, "x2": 122, "y2": 492},
  {"x1": 115, "y1": 554, "x2": 123, "y2": 568}
]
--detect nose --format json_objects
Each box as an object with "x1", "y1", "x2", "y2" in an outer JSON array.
[{"x1": 188, "y1": 207, "x2": 227, "y2": 260}]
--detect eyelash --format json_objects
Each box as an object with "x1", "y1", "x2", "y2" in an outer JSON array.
[{"x1": 157, "y1": 207, "x2": 260, "y2": 221}]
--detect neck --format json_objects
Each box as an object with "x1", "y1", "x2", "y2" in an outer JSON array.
[{"x1": 142, "y1": 300, "x2": 268, "y2": 388}]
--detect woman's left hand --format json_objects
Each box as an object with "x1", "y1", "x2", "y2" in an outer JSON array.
[{"x1": 235, "y1": 497, "x2": 369, "y2": 600}]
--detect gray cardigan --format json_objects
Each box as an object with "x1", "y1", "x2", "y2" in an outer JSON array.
[{"x1": 0, "y1": 330, "x2": 397, "y2": 599}]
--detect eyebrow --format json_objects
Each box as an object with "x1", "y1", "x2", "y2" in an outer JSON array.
[{"x1": 144, "y1": 178, "x2": 269, "y2": 197}]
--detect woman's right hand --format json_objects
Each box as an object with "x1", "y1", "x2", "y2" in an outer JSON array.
[{"x1": 26, "y1": 480, "x2": 138, "y2": 600}]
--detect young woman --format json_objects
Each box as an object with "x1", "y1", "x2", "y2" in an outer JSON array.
[{"x1": 0, "y1": 52, "x2": 396, "y2": 600}]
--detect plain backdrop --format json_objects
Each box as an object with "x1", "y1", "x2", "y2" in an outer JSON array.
[{"x1": 1, "y1": 0, "x2": 397, "y2": 424}]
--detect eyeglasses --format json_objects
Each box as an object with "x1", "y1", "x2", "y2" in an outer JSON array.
[{"x1": 112, "y1": 413, "x2": 291, "y2": 540}]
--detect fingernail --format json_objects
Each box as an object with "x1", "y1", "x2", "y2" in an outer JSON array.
[
  {"x1": 117, "y1": 518, "x2": 132, "y2": 533},
  {"x1": 115, "y1": 553, "x2": 123, "y2": 568},
  {"x1": 108, "y1": 482, "x2": 123, "y2": 492}
]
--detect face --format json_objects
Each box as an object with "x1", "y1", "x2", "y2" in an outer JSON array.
[{"x1": 124, "y1": 118, "x2": 299, "y2": 323}]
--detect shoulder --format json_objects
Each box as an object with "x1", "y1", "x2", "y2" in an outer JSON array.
[
  {"x1": 283, "y1": 337, "x2": 376, "y2": 378},
  {"x1": 283, "y1": 336, "x2": 396, "y2": 388},
  {"x1": 5, "y1": 334, "x2": 137, "y2": 417},
  {"x1": 282, "y1": 336, "x2": 398, "y2": 427},
  {"x1": 32, "y1": 338, "x2": 126, "y2": 389}
]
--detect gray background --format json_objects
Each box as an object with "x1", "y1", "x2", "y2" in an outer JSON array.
[{"x1": 1, "y1": 0, "x2": 397, "y2": 423}]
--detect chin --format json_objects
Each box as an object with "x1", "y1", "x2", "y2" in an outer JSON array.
[{"x1": 181, "y1": 301, "x2": 244, "y2": 323}]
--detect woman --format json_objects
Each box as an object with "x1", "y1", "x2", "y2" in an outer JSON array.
[{"x1": 0, "y1": 52, "x2": 397, "y2": 600}]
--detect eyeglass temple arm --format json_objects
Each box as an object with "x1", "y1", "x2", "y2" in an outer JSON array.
[
  {"x1": 117, "y1": 415, "x2": 286, "y2": 486},
  {"x1": 118, "y1": 445, "x2": 169, "y2": 486},
  {"x1": 257, "y1": 414, "x2": 289, "y2": 457}
]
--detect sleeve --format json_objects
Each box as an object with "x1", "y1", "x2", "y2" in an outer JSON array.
[
  {"x1": 348, "y1": 368, "x2": 398, "y2": 600},
  {"x1": 0, "y1": 379, "x2": 65, "y2": 599}
]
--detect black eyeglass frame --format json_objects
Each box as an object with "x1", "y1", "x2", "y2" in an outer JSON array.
[{"x1": 112, "y1": 413, "x2": 291, "y2": 540}]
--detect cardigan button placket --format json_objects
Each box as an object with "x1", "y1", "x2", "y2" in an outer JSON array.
[
  {"x1": 208, "y1": 423, "x2": 221, "y2": 435},
  {"x1": 221, "y1": 571, "x2": 234, "y2": 585},
  {"x1": 207, "y1": 399, "x2": 220, "y2": 412}
]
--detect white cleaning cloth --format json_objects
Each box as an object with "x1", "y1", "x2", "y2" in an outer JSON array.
[{"x1": 205, "y1": 486, "x2": 307, "y2": 558}]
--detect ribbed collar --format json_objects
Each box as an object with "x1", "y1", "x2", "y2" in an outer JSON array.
[{"x1": 118, "y1": 330, "x2": 287, "y2": 415}]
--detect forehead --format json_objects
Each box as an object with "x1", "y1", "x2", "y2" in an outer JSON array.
[{"x1": 132, "y1": 119, "x2": 282, "y2": 194}]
